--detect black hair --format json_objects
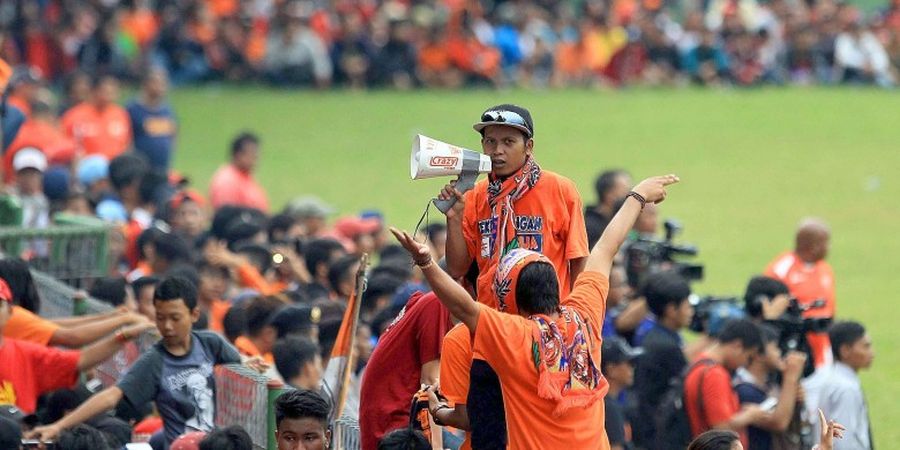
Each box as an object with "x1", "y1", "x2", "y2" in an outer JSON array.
[
  {"x1": 274, "y1": 389, "x2": 330, "y2": 428},
  {"x1": 716, "y1": 319, "x2": 764, "y2": 353},
  {"x1": 245, "y1": 296, "x2": 285, "y2": 337},
  {"x1": 370, "y1": 261, "x2": 413, "y2": 282},
  {"x1": 89, "y1": 276, "x2": 128, "y2": 307},
  {"x1": 743, "y1": 275, "x2": 790, "y2": 319},
  {"x1": 268, "y1": 213, "x2": 299, "y2": 242},
  {"x1": 199, "y1": 425, "x2": 254, "y2": 450},
  {"x1": 642, "y1": 271, "x2": 691, "y2": 318},
  {"x1": 0, "y1": 416, "x2": 21, "y2": 450},
  {"x1": 327, "y1": 255, "x2": 359, "y2": 296},
  {"x1": 317, "y1": 319, "x2": 342, "y2": 360},
  {"x1": 223, "y1": 303, "x2": 247, "y2": 343},
  {"x1": 57, "y1": 424, "x2": 112, "y2": 450},
  {"x1": 165, "y1": 263, "x2": 200, "y2": 291},
  {"x1": 138, "y1": 168, "x2": 170, "y2": 206},
  {"x1": 234, "y1": 242, "x2": 275, "y2": 274},
  {"x1": 515, "y1": 262, "x2": 559, "y2": 315},
  {"x1": 378, "y1": 428, "x2": 431, "y2": 450},
  {"x1": 594, "y1": 169, "x2": 629, "y2": 204},
  {"x1": 687, "y1": 430, "x2": 740, "y2": 450},
  {"x1": 108, "y1": 153, "x2": 148, "y2": 191},
  {"x1": 197, "y1": 259, "x2": 231, "y2": 279},
  {"x1": 90, "y1": 416, "x2": 132, "y2": 449},
  {"x1": 305, "y1": 238, "x2": 346, "y2": 277},
  {"x1": 362, "y1": 273, "x2": 404, "y2": 315},
  {"x1": 231, "y1": 132, "x2": 259, "y2": 158},
  {"x1": 132, "y1": 275, "x2": 161, "y2": 295},
  {"x1": 153, "y1": 276, "x2": 199, "y2": 310},
  {"x1": 0, "y1": 257, "x2": 41, "y2": 312},
  {"x1": 759, "y1": 323, "x2": 780, "y2": 345},
  {"x1": 154, "y1": 232, "x2": 192, "y2": 264},
  {"x1": 423, "y1": 223, "x2": 447, "y2": 244},
  {"x1": 829, "y1": 321, "x2": 866, "y2": 362},
  {"x1": 44, "y1": 388, "x2": 86, "y2": 424},
  {"x1": 273, "y1": 336, "x2": 321, "y2": 382}
]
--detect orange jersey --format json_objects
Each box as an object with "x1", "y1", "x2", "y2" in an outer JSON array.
[
  {"x1": 234, "y1": 336, "x2": 274, "y2": 364},
  {"x1": 440, "y1": 324, "x2": 473, "y2": 450},
  {"x1": 472, "y1": 272, "x2": 610, "y2": 450},
  {"x1": 461, "y1": 170, "x2": 589, "y2": 308},
  {"x1": 61, "y1": 102, "x2": 132, "y2": 159},
  {"x1": 765, "y1": 251, "x2": 836, "y2": 366},
  {"x1": 2, "y1": 306, "x2": 60, "y2": 346},
  {"x1": 4, "y1": 120, "x2": 76, "y2": 183}
]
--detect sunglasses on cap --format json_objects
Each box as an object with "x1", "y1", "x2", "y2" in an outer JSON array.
[{"x1": 480, "y1": 110, "x2": 532, "y2": 135}]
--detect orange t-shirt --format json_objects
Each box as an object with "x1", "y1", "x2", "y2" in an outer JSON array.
[
  {"x1": 461, "y1": 170, "x2": 589, "y2": 309},
  {"x1": 61, "y1": 102, "x2": 133, "y2": 159},
  {"x1": 765, "y1": 251, "x2": 836, "y2": 366},
  {"x1": 471, "y1": 272, "x2": 610, "y2": 450},
  {"x1": 440, "y1": 324, "x2": 472, "y2": 450},
  {"x1": 208, "y1": 299, "x2": 231, "y2": 334},
  {"x1": 208, "y1": 164, "x2": 270, "y2": 213},
  {"x1": 234, "y1": 335, "x2": 274, "y2": 364},
  {"x1": 4, "y1": 120, "x2": 77, "y2": 183},
  {"x1": 2, "y1": 306, "x2": 60, "y2": 346}
]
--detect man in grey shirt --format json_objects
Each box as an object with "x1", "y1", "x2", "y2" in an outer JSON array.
[{"x1": 804, "y1": 321, "x2": 875, "y2": 449}]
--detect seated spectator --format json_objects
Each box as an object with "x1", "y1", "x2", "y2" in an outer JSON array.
[
  {"x1": 27, "y1": 277, "x2": 254, "y2": 448},
  {"x1": 4, "y1": 89, "x2": 76, "y2": 182},
  {"x1": 209, "y1": 132, "x2": 270, "y2": 212},
  {"x1": 274, "y1": 389, "x2": 331, "y2": 450},
  {"x1": 683, "y1": 30, "x2": 731, "y2": 85},
  {"x1": 127, "y1": 67, "x2": 178, "y2": 171},
  {"x1": 61, "y1": 74, "x2": 132, "y2": 159},
  {"x1": 327, "y1": 255, "x2": 361, "y2": 301},
  {"x1": 303, "y1": 238, "x2": 348, "y2": 301},
  {"x1": 199, "y1": 425, "x2": 254, "y2": 450},
  {"x1": 685, "y1": 319, "x2": 768, "y2": 447},
  {"x1": 196, "y1": 261, "x2": 232, "y2": 334},
  {"x1": 378, "y1": 428, "x2": 431, "y2": 450},
  {"x1": 0, "y1": 277, "x2": 154, "y2": 414},
  {"x1": 585, "y1": 169, "x2": 632, "y2": 247},
  {"x1": 273, "y1": 336, "x2": 323, "y2": 390},
  {"x1": 835, "y1": 21, "x2": 895, "y2": 87},
  {"x1": 284, "y1": 196, "x2": 333, "y2": 238},
  {"x1": 803, "y1": 321, "x2": 875, "y2": 450},
  {"x1": 632, "y1": 271, "x2": 692, "y2": 448},
  {"x1": 369, "y1": 20, "x2": 418, "y2": 89},
  {"x1": 264, "y1": 8, "x2": 333, "y2": 88}
]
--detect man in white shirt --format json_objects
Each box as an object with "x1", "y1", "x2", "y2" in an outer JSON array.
[
  {"x1": 835, "y1": 22, "x2": 895, "y2": 87},
  {"x1": 804, "y1": 321, "x2": 875, "y2": 450}
]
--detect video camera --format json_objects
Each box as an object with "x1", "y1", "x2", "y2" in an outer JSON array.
[
  {"x1": 765, "y1": 298, "x2": 831, "y2": 377},
  {"x1": 688, "y1": 295, "x2": 745, "y2": 334},
  {"x1": 625, "y1": 219, "x2": 704, "y2": 289}
]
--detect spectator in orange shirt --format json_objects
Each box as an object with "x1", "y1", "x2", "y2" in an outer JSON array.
[
  {"x1": 394, "y1": 174, "x2": 680, "y2": 449},
  {"x1": 440, "y1": 104, "x2": 589, "y2": 311},
  {"x1": 197, "y1": 261, "x2": 232, "y2": 334},
  {"x1": 234, "y1": 295, "x2": 285, "y2": 363},
  {"x1": 61, "y1": 74, "x2": 132, "y2": 159},
  {"x1": 5, "y1": 68, "x2": 40, "y2": 118},
  {"x1": 764, "y1": 218, "x2": 835, "y2": 367},
  {"x1": 209, "y1": 132, "x2": 270, "y2": 213},
  {"x1": 4, "y1": 90, "x2": 77, "y2": 183}
]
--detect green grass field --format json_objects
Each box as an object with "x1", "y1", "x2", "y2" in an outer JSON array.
[{"x1": 171, "y1": 87, "x2": 899, "y2": 446}]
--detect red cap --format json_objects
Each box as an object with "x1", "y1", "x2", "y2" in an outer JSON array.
[
  {"x1": 0, "y1": 278, "x2": 12, "y2": 303},
  {"x1": 334, "y1": 216, "x2": 381, "y2": 239},
  {"x1": 170, "y1": 189, "x2": 207, "y2": 210}
]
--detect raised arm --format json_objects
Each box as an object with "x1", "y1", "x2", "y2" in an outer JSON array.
[
  {"x1": 50, "y1": 312, "x2": 149, "y2": 348},
  {"x1": 585, "y1": 175, "x2": 679, "y2": 277},
  {"x1": 390, "y1": 228, "x2": 480, "y2": 332},
  {"x1": 77, "y1": 320, "x2": 156, "y2": 370}
]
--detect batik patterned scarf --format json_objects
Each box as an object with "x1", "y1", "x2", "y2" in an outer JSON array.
[
  {"x1": 492, "y1": 248, "x2": 551, "y2": 313},
  {"x1": 530, "y1": 307, "x2": 605, "y2": 416},
  {"x1": 486, "y1": 157, "x2": 542, "y2": 260}
]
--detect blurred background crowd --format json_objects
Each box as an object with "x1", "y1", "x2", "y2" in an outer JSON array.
[{"x1": 1, "y1": 0, "x2": 899, "y2": 89}]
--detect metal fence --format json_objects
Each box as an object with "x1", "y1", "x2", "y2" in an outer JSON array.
[
  {"x1": 333, "y1": 416, "x2": 362, "y2": 450},
  {"x1": 0, "y1": 213, "x2": 111, "y2": 288}
]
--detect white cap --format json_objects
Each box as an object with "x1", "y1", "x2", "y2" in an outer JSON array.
[{"x1": 12, "y1": 147, "x2": 48, "y2": 173}]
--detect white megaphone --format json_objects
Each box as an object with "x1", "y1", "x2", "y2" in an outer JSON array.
[{"x1": 410, "y1": 134, "x2": 492, "y2": 214}]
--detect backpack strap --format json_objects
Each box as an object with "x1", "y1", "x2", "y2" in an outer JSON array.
[{"x1": 687, "y1": 358, "x2": 717, "y2": 431}]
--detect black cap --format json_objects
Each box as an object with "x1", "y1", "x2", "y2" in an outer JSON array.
[
  {"x1": 0, "y1": 404, "x2": 24, "y2": 423},
  {"x1": 601, "y1": 337, "x2": 642, "y2": 364},
  {"x1": 270, "y1": 304, "x2": 322, "y2": 338},
  {"x1": 473, "y1": 104, "x2": 534, "y2": 138},
  {"x1": 0, "y1": 415, "x2": 21, "y2": 450}
]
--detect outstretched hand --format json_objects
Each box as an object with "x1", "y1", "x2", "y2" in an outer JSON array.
[
  {"x1": 632, "y1": 174, "x2": 680, "y2": 204},
  {"x1": 816, "y1": 409, "x2": 846, "y2": 450},
  {"x1": 389, "y1": 227, "x2": 432, "y2": 265}
]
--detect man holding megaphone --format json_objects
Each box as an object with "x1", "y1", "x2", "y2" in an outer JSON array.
[{"x1": 438, "y1": 104, "x2": 589, "y2": 311}]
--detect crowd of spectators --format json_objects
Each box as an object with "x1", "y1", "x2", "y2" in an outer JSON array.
[{"x1": 1, "y1": 0, "x2": 899, "y2": 89}]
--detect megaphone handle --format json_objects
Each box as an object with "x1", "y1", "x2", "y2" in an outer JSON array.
[{"x1": 434, "y1": 173, "x2": 478, "y2": 214}]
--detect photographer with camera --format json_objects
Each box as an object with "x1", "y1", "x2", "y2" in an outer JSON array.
[
  {"x1": 734, "y1": 325, "x2": 808, "y2": 450},
  {"x1": 632, "y1": 271, "x2": 693, "y2": 448},
  {"x1": 764, "y1": 218, "x2": 835, "y2": 367}
]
